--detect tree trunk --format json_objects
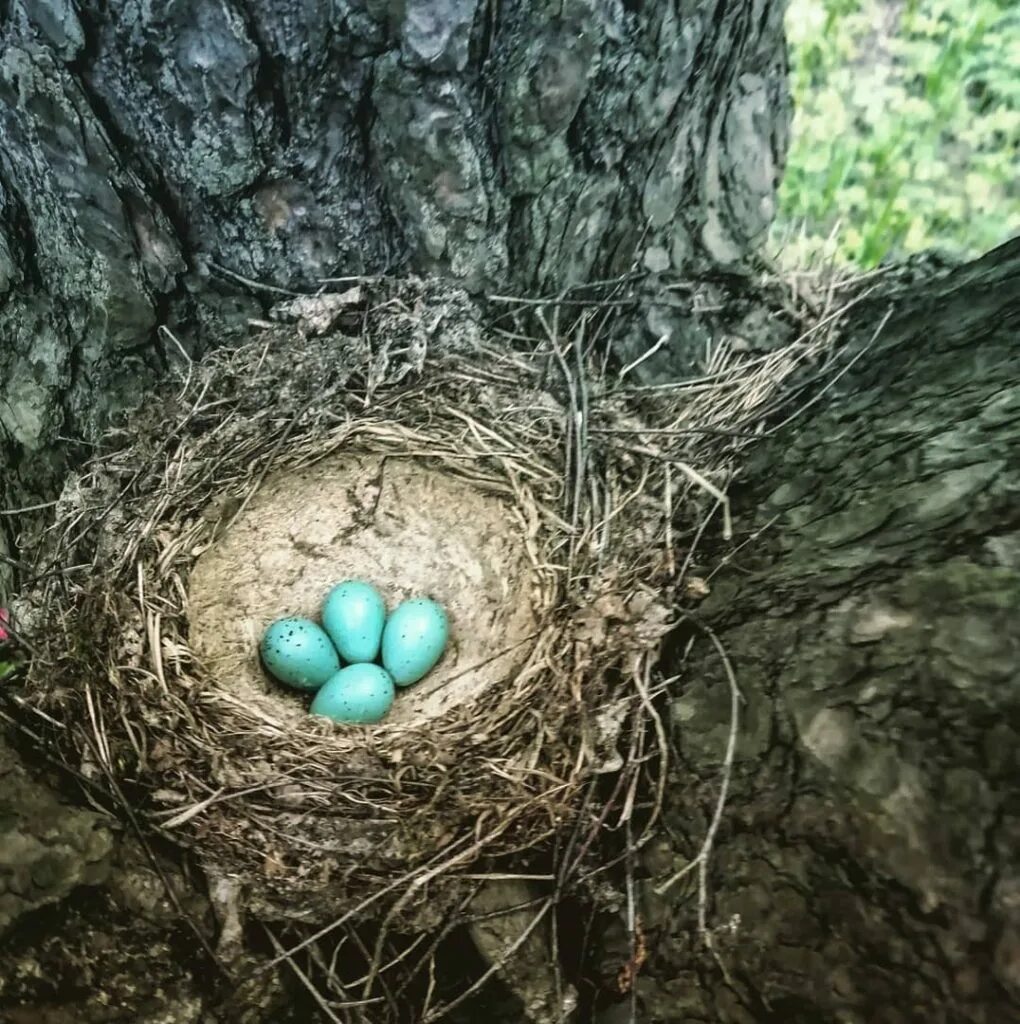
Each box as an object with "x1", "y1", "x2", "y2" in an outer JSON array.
[
  {"x1": 616, "y1": 239, "x2": 1019, "y2": 1023},
  {"x1": 0, "y1": 4, "x2": 789, "y2": 1018},
  {"x1": 0, "y1": 0, "x2": 789, "y2": 489},
  {"x1": 2, "y1": 2, "x2": 1019, "y2": 1023}
]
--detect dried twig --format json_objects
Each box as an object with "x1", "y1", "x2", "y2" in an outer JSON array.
[
  {"x1": 653, "y1": 622, "x2": 742, "y2": 956},
  {"x1": 421, "y1": 900, "x2": 555, "y2": 1023}
]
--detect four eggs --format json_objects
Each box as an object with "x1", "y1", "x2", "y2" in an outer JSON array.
[{"x1": 260, "y1": 580, "x2": 449, "y2": 724}]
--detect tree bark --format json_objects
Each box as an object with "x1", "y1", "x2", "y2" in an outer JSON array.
[
  {"x1": 3, "y1": 2, "x2": 1020, "y2": 1022},
  {"x1": 0, "y1": 0, "x2": 789, "y2": 488},
  {"x1": 612, "y1": 239, "x2": 1020, "y2": 1023}
]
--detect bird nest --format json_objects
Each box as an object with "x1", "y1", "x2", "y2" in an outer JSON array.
[{"x1": 15, "y1": 278, "x2": 815, "y2": 947}]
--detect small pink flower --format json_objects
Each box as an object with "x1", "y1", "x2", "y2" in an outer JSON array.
[{"x1": 0, "y1": 608, "x2": 9, "y2": 643}]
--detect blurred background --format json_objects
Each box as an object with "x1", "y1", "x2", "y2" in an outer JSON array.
[{"x1": 774, "y1": 0, "x2": 1020, "y2": 267}]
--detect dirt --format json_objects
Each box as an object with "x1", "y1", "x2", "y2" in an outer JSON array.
[{"x1": 187, "y1": 453, "x2": 538, "y2": 731}]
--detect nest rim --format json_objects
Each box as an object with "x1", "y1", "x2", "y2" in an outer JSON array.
[{"x1": 17, "y1": 293, "x2": 682, "y2": 922}]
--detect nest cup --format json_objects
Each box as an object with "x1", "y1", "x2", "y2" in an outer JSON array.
[
  {"x1": 18, "y1": 282, "x2": 705, "y2": 929},
  {"x1": 189, "y1": 455, "x2": 538, "y2": 729}
]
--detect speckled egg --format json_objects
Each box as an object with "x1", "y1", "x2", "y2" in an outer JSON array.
[
  {"x1": 260, "y1": 618, "x2": 340, "y2": 691},
  {"x1": 382, "y1": 597, "x2": 449, "y2": 687},
  {"x1": 310, "y1": 664, "x2": 395, "y2": 724},
  {"x1": 321, "y1": 580, "x2": 386, "y2": 663}
]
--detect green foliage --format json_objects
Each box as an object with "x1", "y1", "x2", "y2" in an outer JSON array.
[{"x1": 775, "y1": 0, "x2": 1020, "y2": 268}]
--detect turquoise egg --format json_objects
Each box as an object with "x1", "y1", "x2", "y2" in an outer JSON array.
[
  {"x1": 382, "y1": 597, "x2": 449, "y2": 687},
  {"x1": 260, "y1": 618, "x2": 340, "y2": 691},
  {"x1": 321, "y1": 580, "x2": 386, "y2": 663},
  {"x1": 310, "y1": 664, "x2": 395, "y2": 724}
]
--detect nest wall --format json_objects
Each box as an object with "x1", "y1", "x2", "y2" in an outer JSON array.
[
  {"x1": 16, "y1": 279, "x2": 822, "y2": 937},
  {"x1": 19, "y1": 287, "x2": 685, "y2": 926}
]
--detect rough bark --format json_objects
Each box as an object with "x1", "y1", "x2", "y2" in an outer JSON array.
[
  {"x1": 0, "y1": 742, "x2": 112, "y2": 932},
  {"x1": 0, "y1": 0, "x2": 789, "y2": 498},
  {"x1": 0, "y1": 13, "x2": 794, "y2": 997},
  {"x1": 0, "y1": 813, "x2": 297, "y2": 1024},
  {"x1": 607, "y1": 239, "x2": 1020, "y2": 1023},
  {"x1": 3, "y1": 1, "x2": 1019, "y2": 1022}
]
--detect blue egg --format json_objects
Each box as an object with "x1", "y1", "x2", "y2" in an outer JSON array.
[
  {"x1": 381, "y1": 598, "x2": 449, "y2": 687},
  {"x1": 310, "y1": 664, "x2": 395, "y2": 724},
  {"x1": 260, "y1": 618, "x2": 340, "y2": 691},
  {"x1": 321, "y1": 580, "x2": 386, "y2": 663}
]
